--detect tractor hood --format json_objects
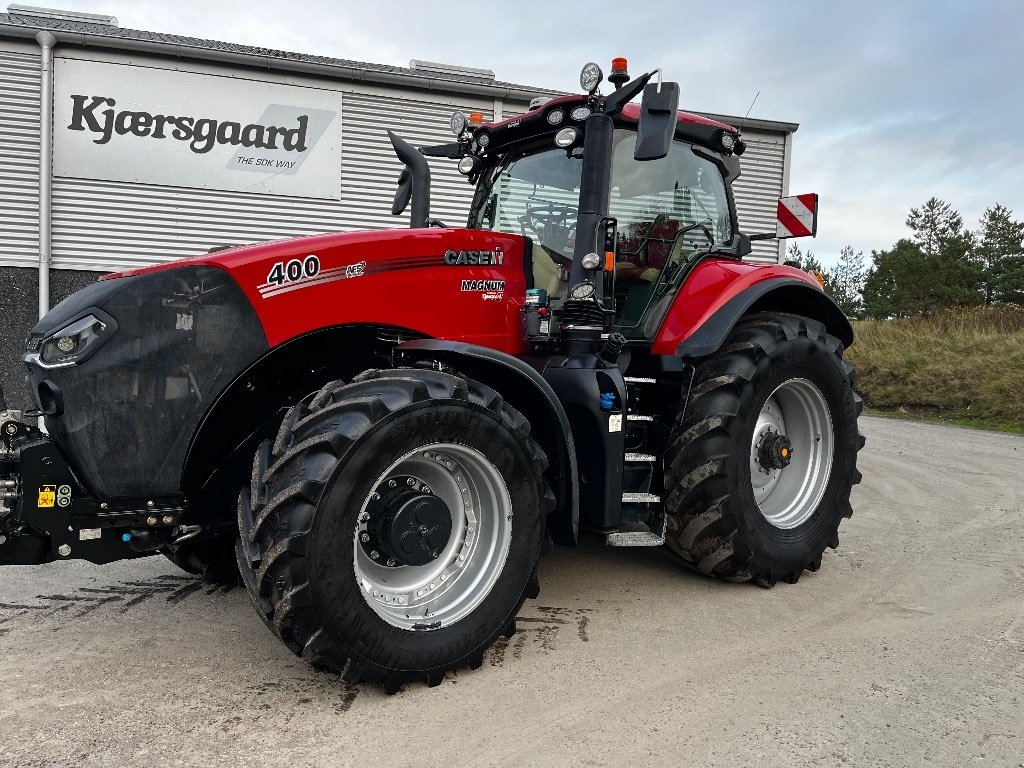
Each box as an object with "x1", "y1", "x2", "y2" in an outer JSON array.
[
  {"x1": 24, "y1": 227, "x2": 529, "y2": 499},
  {"x1": 105, "y1": 228, "x2": 530, "y2": 348}
]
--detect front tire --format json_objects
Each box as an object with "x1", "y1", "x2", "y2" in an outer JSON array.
[
  {"x1": 664, "y1": 313, "x2": 864, "y2": 586},
  {"x1": 236, "y1": 368, "x2": 552, "y2": 690}
]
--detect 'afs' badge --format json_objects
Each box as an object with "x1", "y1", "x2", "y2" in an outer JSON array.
[{"x1": 444, "y1": 247, "x2": 504, "y2": 266}]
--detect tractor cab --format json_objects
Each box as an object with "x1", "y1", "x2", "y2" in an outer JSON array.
[
  {"x1": 391, "y1": 59, "x2": 762, "y2": 355},
  {"x1": 466, "y1": 117, "x2": 735, "y2": 335}
]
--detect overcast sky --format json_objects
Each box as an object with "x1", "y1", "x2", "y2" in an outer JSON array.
[{"x1": 41, "y1": 0, "x2": 1024, "y2": 266}]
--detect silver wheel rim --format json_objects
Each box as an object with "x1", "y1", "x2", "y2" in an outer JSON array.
[
  {"x1": 749, "y1": 378, "x2": 834, "y2": 529},
  {"x1": 353, "y1": 443, "x2": 513, "y2": 630}
]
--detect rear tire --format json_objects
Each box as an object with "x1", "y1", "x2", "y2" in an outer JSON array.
[
  {"x1": 663, "y1": 312, "x2": 864, "y2": 586},
  {"x1": 236, "y1": 368, "x2": 552, "y2": 689}
]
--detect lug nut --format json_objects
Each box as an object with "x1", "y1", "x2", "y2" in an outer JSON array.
[
  {"x1": 360, "y1": 532, "x2": 370, "y2": 542},
  {"x1": 146, "y1": 515, "x2": 158, "y2": 526},
  {"x1": 100, "y1": 502, "x2": 108, "y2": 510},
  {"x1": 406, "y1": 478, "x2": 415, "y2": 486},
  {"x1": 146, "y1": 500, "x2": 154, "y2": 508},
  {"x1": 58, "y1": 544, "x2": 71, "y2": 557},
  {"x1": 386, "y1": 558, "x2": 396, "y2": 567},
  {"x1": 388, "y1": 480, "x2": 397, "y2": 488},
  {"x1": 370, "y1": 492, "x2": 380, "y2": 501},
  {"x1": 369, "y1": 550, "x2": 380, "y2": 560},
  {"x1": 162, "y1": 515, "x2": 173, "y2": 525},
  {"x1": 431, "y1": 550, "x2": 440, "y2": 559}
]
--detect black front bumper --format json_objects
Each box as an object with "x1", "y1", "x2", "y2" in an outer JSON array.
[{"x1": 1, "y1": 411, "x2": 184, "y2": 566}]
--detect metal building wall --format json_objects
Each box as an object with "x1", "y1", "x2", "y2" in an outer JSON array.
[
  {"x1": 4, "y1": 42, "x2": 790, "y2": 274},
  {"x1": 733, "y1": 129, "x2": 787, "y2": 263},
  {"x1": 48, "y1": 51, "x2": 522, "y2": 273},
  {"x1": 0, "y1": 40, "x2": 40, "y2": 269}
]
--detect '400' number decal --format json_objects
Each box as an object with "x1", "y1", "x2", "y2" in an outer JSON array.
[{"x1": 267, "y1": 255, "x2": 320, "y2": 286}]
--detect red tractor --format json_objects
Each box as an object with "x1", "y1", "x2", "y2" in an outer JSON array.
[{"x1": 0, "y1": 60, "x2": 862, "y2": 692}]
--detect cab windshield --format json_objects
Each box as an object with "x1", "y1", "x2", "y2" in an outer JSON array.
[{"x1": 470, "y1": 129, "x2": 733, "y2": 328}]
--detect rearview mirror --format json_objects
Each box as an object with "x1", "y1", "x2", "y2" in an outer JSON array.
[{"x1": 634, "y1": 81, "x2": 680, "y2": 161}]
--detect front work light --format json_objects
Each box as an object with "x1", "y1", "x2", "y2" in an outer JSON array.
[
  {"x1": 546, "y1": 109, "x2": 565, "y2": 126},
  {"x1": 579, "y1": 62, "x2": 603, "y2": 93},
  {"x1": 554, "y1": 127, "x2": 578, "y2": 148},
  {"x1": 450, "y1": 110, "x2": 467, "y2": 135}
]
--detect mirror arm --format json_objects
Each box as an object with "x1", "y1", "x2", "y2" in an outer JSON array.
[{"x1": 601, "y1": 71, "x2": 654, "y2": 116}]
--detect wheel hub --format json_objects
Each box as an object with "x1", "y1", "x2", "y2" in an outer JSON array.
[
  {"x1": 363, "y1": 478, "x2": 452, "y2": 567},
  {"x1": 353, "y1": 444, "x2": 513, "y2": 631},
  {"x1": 758, "y1": 432, "x2": 793, "y2": 470},
  {"x1": 748, "y1": 378, "x2": 835, "y2": 530}
]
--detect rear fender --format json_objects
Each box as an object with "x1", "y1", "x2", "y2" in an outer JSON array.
[
  {"x1": 653, "y1": 260, "x2": 853, "y2": 359},
  {"x1": 397, "y1": 339, "x2": 579, "y2": 546}
]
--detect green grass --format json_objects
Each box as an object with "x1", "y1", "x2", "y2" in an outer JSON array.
[
  {"x1": 846, "y1": 306, "x2": 1024, "y2": 433},
  {"x1": 865, "y1": 408, "x2": 1024, "y2": 435}
]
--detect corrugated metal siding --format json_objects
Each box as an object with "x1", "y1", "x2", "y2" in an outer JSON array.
[
  {"x1": 0, "y1": 47, "x2": 40, "y2": 269},
  {"x1": 51, "y1": 86, "x2": 493, "y2": 271},
  {"x1": 734, "y1": 130, "x2": 786, "y2": 263},
  {"x1": 339, "y1": 91, "x2": 492, "y2": 229}
]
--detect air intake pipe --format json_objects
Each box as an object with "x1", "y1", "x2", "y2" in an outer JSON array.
[{"x1": 387, "y1": 130, "x2": 431, "y2": 229}]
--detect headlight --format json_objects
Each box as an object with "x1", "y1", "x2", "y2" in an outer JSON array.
[
  {"x1": 34, "y1": 314, "x2": 110, "y2": 367},
  {"x1": 554, "y1": 127, "x2": 579, "y2": 148}
]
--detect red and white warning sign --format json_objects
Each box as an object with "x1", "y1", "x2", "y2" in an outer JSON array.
[{"x1": 775, "y1": 193, "x2": 818, "y2": 238}]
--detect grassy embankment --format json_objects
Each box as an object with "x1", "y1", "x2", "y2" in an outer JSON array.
[{"x1": 845, "y1": 306, "x2": 1024, "y2": 434}]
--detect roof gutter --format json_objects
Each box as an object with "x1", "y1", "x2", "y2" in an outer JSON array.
[{"x1": 0, "y1": 20, "x2": 556, "y2": 103}]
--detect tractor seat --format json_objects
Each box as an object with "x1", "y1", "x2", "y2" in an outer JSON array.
[{"x1": 532, "y1": 242, "x2": 564, "y2": 295}]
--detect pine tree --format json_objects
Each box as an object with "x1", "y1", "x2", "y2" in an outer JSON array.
[
  {"x1": 977, "y1": 204, "x2": 1024, "y2": 305},
  {"x1": 862, "y1": 239, "x2": 930, "y2": 318},
  {"x1": 829, "y1": 245, "x2": 865, "y2": 318},
  {"x1": 906, "y1": 197, "x2": 964, "y2": 256}
]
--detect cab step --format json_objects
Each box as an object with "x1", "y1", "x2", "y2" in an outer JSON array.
[
  {"x1": 621, "y1": 492, "x2": 661, "y2": 503},
  {"x1": 627, "y1": 414, "x2": 654, "y2": 422},
  {"x1": 605, "y1": 516, "x2": 667, "y2": 547},
  {"x1": 624, "y1": 452, "x2": 657, "y2": 463}
]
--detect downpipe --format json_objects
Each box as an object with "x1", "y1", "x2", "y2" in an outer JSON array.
[{"x1": 36, "y1": 31, "x2": 56, "y2": 319}]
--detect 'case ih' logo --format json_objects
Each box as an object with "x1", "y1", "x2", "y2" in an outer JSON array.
[{"x1": 444, "y1": 248, "x2": 504, "y2": 266}]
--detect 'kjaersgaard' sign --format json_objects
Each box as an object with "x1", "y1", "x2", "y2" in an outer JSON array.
[{"x1": 53, "y1": 59, "x2": 343, "y2": 200}]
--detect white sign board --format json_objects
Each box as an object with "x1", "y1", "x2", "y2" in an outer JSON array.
[{"x1": 53, "y1": 59, "x2": 343, "y2": 200}]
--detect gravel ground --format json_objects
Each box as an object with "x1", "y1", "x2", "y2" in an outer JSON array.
[{"x1": 0, "y1": 415, "x2": 1022, "y2": 767}]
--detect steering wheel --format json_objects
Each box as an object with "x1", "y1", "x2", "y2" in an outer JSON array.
[{"x1": 519, "y1": 204, "x2": 578, "y2": 254}]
